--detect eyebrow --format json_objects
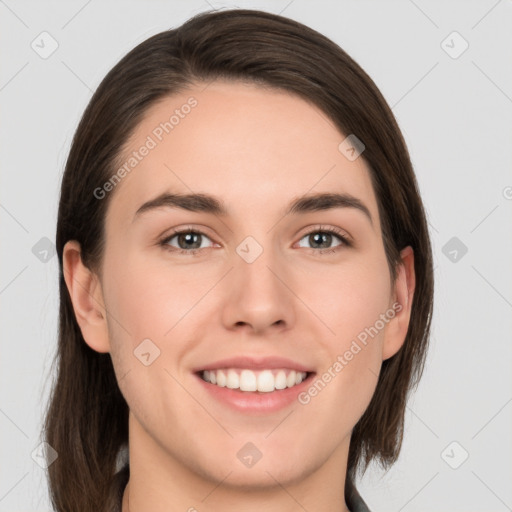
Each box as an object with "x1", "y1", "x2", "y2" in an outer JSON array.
[{"x1": 133, "y1": 191, "x2": 373, "y2": 226}]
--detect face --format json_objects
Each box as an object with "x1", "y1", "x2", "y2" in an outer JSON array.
[{"x1": 65, "y1": 80, "x2": 414, "y2": 493}]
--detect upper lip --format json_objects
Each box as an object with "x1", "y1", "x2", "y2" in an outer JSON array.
[{"x1": 193, "y1": 356, "x2": 315, "y2": 373}]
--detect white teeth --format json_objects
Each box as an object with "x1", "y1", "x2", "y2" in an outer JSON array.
[
  {"x1": 201, "y1": 368, "x2": 308, "y2": 392},
  {"x1": 216, "y1": 369, "x2": 226, "y2": 387},
  {"x1": 226, "y1": 369, "x2": 239, "y2": 389},
  {"x1": 240, "y1": 369, "x2": 257, "y2": 391},
  {"x1": 275, "y1": 370, "x2": 287, "y2": 390},
  {"x1": 257, "y1": 370, "x2": 274, "y2": 392}
]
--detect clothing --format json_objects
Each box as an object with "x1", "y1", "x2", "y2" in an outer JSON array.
[
  {"x1": 111, "y1": 464, "x2": 129, "y2": 512},
  {"x1": 111, "y1": 464, "x2": 371, "y2": 512},
  {"x1": 346, "y1": 479, "x2": 372, "y2": 512}
]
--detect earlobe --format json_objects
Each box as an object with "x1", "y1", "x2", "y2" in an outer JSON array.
[
  {"x1": 62, "y1": 240, "x2": 111, "y2": 353},
  {"x1": 382, "y1": 245, "x2": 416, "y2": 361}
]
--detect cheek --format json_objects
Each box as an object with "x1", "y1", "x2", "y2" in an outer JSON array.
[
  {"x1": 102, "y1": 248, "x2": 214, "y2": 390},
  {"x1": 305, "y1": 253, "x2": 391, "y2": 403},
  {"x1": 103, "y1": 249, "x2": 192, "y2": 337},
  {"x1": 307, "y1": 252, "x2": 392, "y2": 341}
]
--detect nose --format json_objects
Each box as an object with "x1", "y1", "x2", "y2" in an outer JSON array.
[{"x1": 220, "y1": 243, "x2": 296, "y2": 335}]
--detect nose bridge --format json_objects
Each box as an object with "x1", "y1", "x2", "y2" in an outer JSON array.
[
  {"x1": 235, "y1": 231, "x2": 283, "y2": 298},
  {"x1": 222, "y1": 230, "x2": 295, "y2": 332}
]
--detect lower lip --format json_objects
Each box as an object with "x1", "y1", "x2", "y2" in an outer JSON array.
[{"x1": 195, "y1": 372, "x2": 315, "y2": 414}]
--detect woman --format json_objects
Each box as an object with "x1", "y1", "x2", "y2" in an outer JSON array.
[{"x1": 45, "y1": 8, "x2": 434, "y2": 512}]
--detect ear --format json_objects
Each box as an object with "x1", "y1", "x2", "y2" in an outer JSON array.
[
  {"x1": 382, "y1": 245, "x2": 416, "y2": 361},
  {"x1": 62, "y1": 240, "x2": 111, "y2": 353}
]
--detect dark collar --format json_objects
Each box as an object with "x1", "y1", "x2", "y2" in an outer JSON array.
[{"x1": 346, "y1": 479, "x2": 372, "y2": 512}]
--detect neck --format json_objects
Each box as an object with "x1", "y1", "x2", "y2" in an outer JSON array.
[{"x1": 122, "y1": 413, "x2": 351, "y2": 512}]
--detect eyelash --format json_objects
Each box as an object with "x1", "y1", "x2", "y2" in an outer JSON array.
[{"x1": 158, "y1": 225, "x2": 352, "y2": 257}]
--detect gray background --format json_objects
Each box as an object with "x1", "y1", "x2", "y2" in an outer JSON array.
[{"x1": 1, "y1": 0, "x2": 511, "y2": 510}]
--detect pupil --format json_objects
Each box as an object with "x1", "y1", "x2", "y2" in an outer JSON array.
[
  {"x1": 312, "y1": 232, "x2": 330, "y2": 249},
  {"x1": 180, "y1": 232, "x2": 200, "y2": 249}
]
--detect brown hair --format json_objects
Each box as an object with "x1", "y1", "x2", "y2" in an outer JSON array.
[{"x1": 45, "y1": 8, "x2": 434, "y2": 511}]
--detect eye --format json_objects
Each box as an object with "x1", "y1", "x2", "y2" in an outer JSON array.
[
  {"x1": 159, "y1": 224, "x2": 351, "y2": 256},
  {"x1": 159, "y1": 227, "x2": 215, "y2": 256},
  {"x1": 296, "y1": 225, "x2": 351, "y2": 255}
]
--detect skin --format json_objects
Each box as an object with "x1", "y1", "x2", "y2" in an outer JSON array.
[{"x1": 63, "y1": 80, "x2": 415, "y2": 512}]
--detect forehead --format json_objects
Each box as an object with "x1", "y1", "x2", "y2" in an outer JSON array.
[{"x1": 107, "y1": 80, "x2": 379, "y2": 228}]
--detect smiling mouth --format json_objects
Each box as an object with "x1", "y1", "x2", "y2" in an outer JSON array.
[{"x1": 198, "y1": 368, "x2": 312, "y2": 393}]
